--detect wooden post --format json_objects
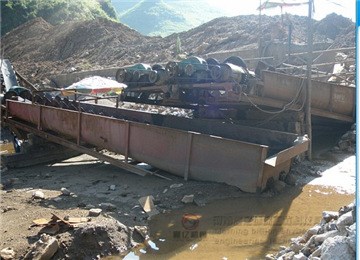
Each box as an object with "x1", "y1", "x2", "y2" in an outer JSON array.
[{"x1": 305, "y1": 0, "x2": 313, "y2": 160}]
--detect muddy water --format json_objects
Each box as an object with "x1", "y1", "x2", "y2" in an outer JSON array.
[
  {"x1": 0, "y1": 142, "x2": 15, "y2": 154},
  {"x1": 131, "y1": 185, "x2": 353, "y2": 260}
]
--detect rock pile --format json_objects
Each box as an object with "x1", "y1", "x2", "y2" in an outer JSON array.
[
  {"x1": 54, "y1": 218, "x2": 139, "y2": 259},
  {"x1": 267, "y1": 201, "x2": 356, "y2": 260},
  {"x1": 0, "y1": 218, "x2": 147, "y2": 260},
  {"x1": 57, "y1": 219, "x2": 130, "y2": 259},
  {"x1": 334, "y1": 124, "x2": 356, "y2": 153},
  {"x1": 24, "y1": 234, "x2": 59, "y2": 260},
  {"x1": 1, "y1": 13, "x2": 354, "y2": 85}
]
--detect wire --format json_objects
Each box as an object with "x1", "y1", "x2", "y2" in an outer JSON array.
[
  {"x1": 324, "y1": 0, "x2": 343, "y2": 7},
  {"x1": 242, "y1": 75, "x2": 306, "y2": 115}
]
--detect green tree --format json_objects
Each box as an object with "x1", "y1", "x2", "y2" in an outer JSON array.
[
  {"x1": 0, "y1": 0, "x2": 118, "y2": 36},
  {"x1": 99, "y1": 0, "x2": 117, "y2": 20}
]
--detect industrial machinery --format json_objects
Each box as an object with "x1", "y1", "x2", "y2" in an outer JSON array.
[
  {"x1": 108, "y1": 55, "x2": 354, "y2": 123},
  {"x1": 0, "y1": 56, "x2": 309, "y2": 193},
  {"x1": 1, "y1": 53, "x2": 354, "y2": 192},
  {"x1": 114, "y1": 56, "x2": 257, "y2": 112}
]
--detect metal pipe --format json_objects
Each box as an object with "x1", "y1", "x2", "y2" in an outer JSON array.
[
  {"x1": 288, "y1": 46, "x2": 355, "y2": 57},
  {"x1": 305, "y1": 0, "x2": 313, "y2": 160},
  {"x1": 15, "y1": 71, "x2": 39, "y2": 91}
]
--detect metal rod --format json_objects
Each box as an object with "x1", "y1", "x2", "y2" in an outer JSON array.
[
  {"x1": 244, "y1": 56, "x2": 274, "y2": 62},
  {"x1": 33, "y1": 88, "x2": 61, "y2": 93},
  {"x1": 71, "y1": 96, "x2": 119, "y2": 102},
  {"x1": 280, "y1": 59, "x2": 355, "y2": 69},
  {"x1": 305, "y1": 0, "x2": 313, "y2": 160},
  {"x1": 258, "y1": 0, "x2": 262, "y2": 57},
  {"x1": 290, "y1": 46, "x2": 355, "y2": 57},
  {"x1": 116, "y1": 96, "x2": 119, "y2": 108},
  {"x1": 5, "y1": 100, "x2": 9, "y2": 120},
  {"x1": 15, "y1": 71, "x2": 39, "y2": 91}
]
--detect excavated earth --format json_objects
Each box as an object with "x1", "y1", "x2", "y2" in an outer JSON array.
[{"x1": 1, "y1": 13, "x2": 355, "y2": 86}]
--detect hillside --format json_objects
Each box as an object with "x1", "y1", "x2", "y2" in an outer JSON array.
[
  {"x1": 116, "y1": 0, "x2": 230, "y2": 36},
  {"x1": 111, "y1": 0, "x2": 139, "y2": 15},
  {"x1": 0, "y1": 0, "x2": 117, "y2": 35},
  {"x1": 1, "y1": 13, "x2": 354, "y2": 85},
  {"x1": 119, "y1": 0, "x2": 188, "y2": 36}
]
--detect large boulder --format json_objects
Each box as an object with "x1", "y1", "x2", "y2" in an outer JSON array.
[{"x1": 320, "y1": 236, "x2": 355, "y2": 260}]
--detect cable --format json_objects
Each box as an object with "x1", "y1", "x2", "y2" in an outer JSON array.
[{"x1": 242, "y1": 75, "x2": 306, "y2": 115}]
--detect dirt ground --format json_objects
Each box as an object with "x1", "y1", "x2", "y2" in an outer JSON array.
[
  {"x1": 0, "y1": 152, "x2": 256, "y2": 259},
  {"x1": 0, "y1": 142, "x2": 355, "y2": 259}
]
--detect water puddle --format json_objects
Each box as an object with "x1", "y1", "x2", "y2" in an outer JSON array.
[
  {"x1": 136, "y1": 185, "x2": 354, "y2": 259},
  {"x1": 0, "y1": 141, "x2": 15, "y2": 155}
]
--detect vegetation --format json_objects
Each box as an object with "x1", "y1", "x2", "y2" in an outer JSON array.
[
  {"x1": 1, "y1": 0, "x2": 118, "y2": 35},
  {"x1": 119, "y1": 0, "x2": 188, "y2": 36},
  {"x1": 1, "y1": 0, "x2": 230, "y2": 37},
  {"x1": 115, "y1": 0, "x2": 229, "y2": 36}
]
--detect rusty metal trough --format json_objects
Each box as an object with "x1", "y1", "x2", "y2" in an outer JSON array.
[
  {"x1": 5, "y1": 100, "x2": 308, "y2": 193},
  {"x1": 262, "y1": 71, "x2": 355, "y2": 122}
]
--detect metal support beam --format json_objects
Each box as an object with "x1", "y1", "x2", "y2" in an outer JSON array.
[
  {"x1": 124, "y1": 121, "x2": 130, "y2": 163},
  {"x1": 15, "y1": 71, "x2": 39, "y2": 91},
  {"x1": 305, "y1": 0, "x2": 313, "y2": 160}
]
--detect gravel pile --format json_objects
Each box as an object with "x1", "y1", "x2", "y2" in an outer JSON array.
[{"x1": 267, "y1": 201, "x2": 356, "y2": 260}]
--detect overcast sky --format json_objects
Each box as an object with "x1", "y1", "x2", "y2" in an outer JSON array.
[{"x1": 206, "y1": 0, "x2": 355, "y2": 21}]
